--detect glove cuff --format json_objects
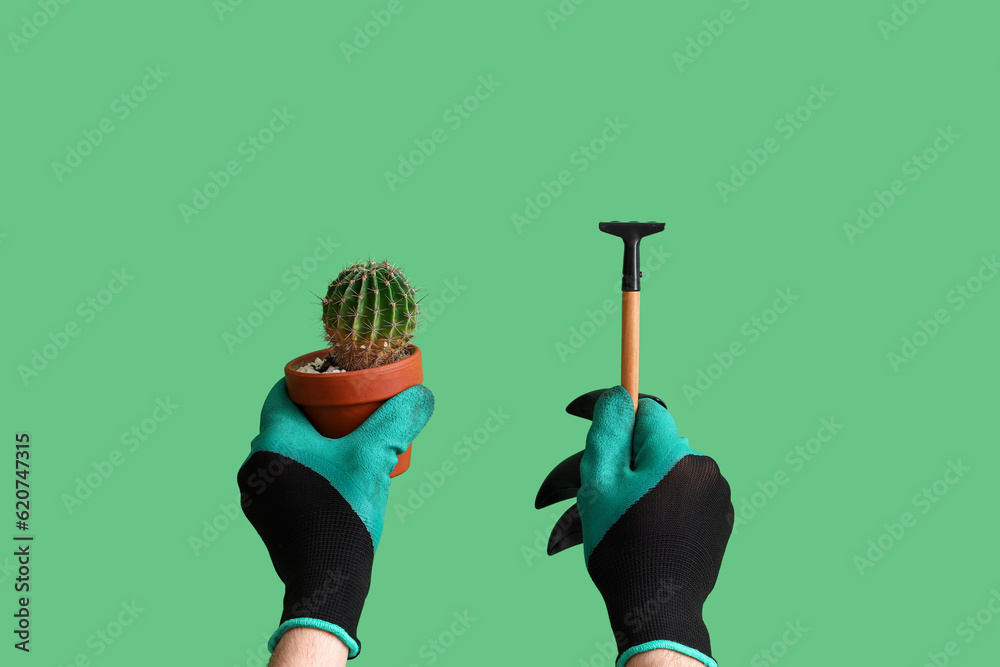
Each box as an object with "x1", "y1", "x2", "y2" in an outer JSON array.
[
  {"x1": 617, "y1": 640, "x2": 718, "y2": 667},
  {"x1": 268, "y1": 618, "x2": 361, "y2": 657}
]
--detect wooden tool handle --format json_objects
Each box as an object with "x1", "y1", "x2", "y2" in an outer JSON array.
[{"x1": 621, "y1": 291, "x2": 640, "y2": 411}]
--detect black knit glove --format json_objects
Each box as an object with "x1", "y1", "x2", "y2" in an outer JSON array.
[
  {"x1": 237, "y1": 379, "x2": 433, "y2": 657},
  {"x1": 536, "y1": 386, "x2": 734, "y2": 667}
]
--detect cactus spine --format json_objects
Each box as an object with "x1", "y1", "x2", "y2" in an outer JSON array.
[{"x1": 321, "y1": 259, "x2": 419, "y2": 371}]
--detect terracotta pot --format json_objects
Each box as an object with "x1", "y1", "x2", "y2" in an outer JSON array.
[{"x1": 284, "y1": 346, "x2": 422, "y2": 478}]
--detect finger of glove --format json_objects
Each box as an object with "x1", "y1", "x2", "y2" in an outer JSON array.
[
  {"x1": 566, "y1": 389, "x2": 608, "y2": 420},
  {"x1": 248, "y1": 379, "x2": 324, "y2": 462},
  {"x1": 541, "y1": 391, "x2": 666, "y2": 507},
  {"x1": 535, "y1": 450, "x2": 584, "y2": 509},
  {"x1": 344, "y1": 384, "x2": 435, "y2": 471},
  {"x1": 566, "y1": 388, "x2": 666, "y2": 420},
  {"x1": 257, "y1": 378, "x2": 316, "y2": 436},
  {"x1": 547, "y1": 503, "x2": 584, "y2": 555},
  {"x1": 581, "y1": 386, "x2": 635, "y2": 486},
  {"x1": 632, "y1": 396, "x2": 695, "y2": 474}
]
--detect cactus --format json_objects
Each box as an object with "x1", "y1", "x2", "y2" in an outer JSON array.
[{"x1": 320, "y1": 259, "x2": 419, "y2": 371}]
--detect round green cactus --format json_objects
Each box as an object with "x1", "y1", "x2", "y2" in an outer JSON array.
[{"x1": 321, "y1": 259, "x2": 419, "y2": 371}]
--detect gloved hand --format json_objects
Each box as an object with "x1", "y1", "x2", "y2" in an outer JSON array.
[
  {"x1": 536, "y1": 386, "x2": 734, "y2": 667},
  {"x1": 237, "y1": 378, "x2": 434, "y2": 658}
]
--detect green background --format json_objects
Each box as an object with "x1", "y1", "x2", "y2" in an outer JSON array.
[{"x1": 3, "y1": 0, "x2": 998, "y2": 665}]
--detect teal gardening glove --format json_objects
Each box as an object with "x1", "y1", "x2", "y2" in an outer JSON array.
[
  {"x1": 537, "y1": 386, "x2": 734, "y2": 667},
  {"x1": 237, "y1": 379, "x2": 434, "y2": 658}
]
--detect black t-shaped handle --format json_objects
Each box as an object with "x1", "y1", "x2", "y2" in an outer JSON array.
[{"x1": 599, "y1": 222, "x2": 665, "y2": 291}]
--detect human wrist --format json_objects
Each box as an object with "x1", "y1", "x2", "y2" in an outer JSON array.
[
  {"x1": 270, "y1": 626, "x2": 350, "y2": 666},
  {"x1": 616, "y1": 640, "x2": 718, "y2": 667},
  {"x1": 626, "y1": 648, "x2": 705, "y2": 667}
]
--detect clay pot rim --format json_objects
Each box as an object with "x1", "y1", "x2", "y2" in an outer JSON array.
[
  {"x1": 284, "y1": 345, "x2": 422, "y2": 407},
  {"x1": 285, "y1": 344, "x2": 420, "y2": 377}
]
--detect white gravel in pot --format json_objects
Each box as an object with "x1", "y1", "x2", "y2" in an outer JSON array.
[{"x1": 296, "y1": 357, "x2": 346, "y2": 374}]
